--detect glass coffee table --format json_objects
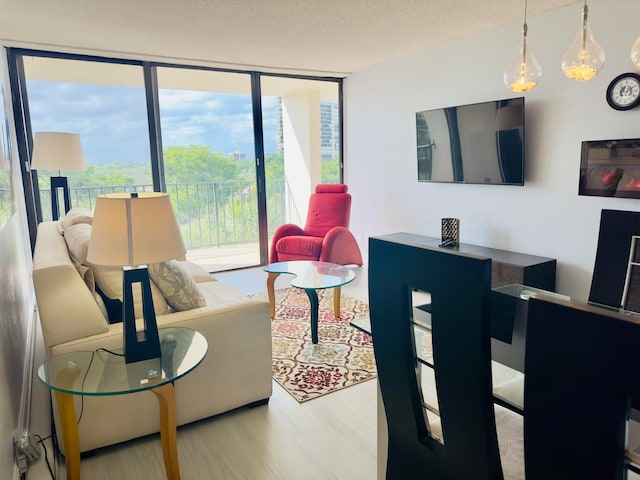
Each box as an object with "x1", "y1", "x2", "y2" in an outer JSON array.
[
  {"x1": 38, "y1": 326, "x2": 207, "y2": 480},
  {"x1": 264, "y1": 260, "x2": 356, "y2": 343}
]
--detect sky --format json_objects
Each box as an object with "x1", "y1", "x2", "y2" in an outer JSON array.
[{"x1": 26, "y1": 80, "x2": 278, "y2": 165}]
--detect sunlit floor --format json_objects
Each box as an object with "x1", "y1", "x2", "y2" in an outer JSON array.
[{"x1": 186, "y1": 242, "x2": 260, "y2": 272}]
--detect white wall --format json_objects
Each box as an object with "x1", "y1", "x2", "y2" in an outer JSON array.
[{"x1": 344, "y1": 0, "x2": 640, "y2": 299}]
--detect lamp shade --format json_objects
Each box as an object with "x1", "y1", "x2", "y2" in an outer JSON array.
[
  {"x1": 87, "y1": 192, "x2": 186, "y2": 267},
  {"x1": 31, "y1": 132, "x2": 86, "y2": 171}
]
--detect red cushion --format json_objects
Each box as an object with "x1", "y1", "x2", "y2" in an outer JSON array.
[
  {"x1": 276, "y1": 235, "x2": 323, "y2": 260},
  {"x1": 315, "y1": 184, "x2": 348, "y2": 194},
  {"x1": 304, "y1": 193, "x2": 351, "y2": 237}
]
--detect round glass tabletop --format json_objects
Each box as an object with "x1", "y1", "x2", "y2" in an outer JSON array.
[
  {"x1": 263, "y1": 260, "x2": 356, "y2": 290},
  {"x1": 38, "y1": 327, "x2": 208, "y2": 396}
]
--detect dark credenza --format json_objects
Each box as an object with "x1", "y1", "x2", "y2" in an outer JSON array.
[{"x1": 383, "y1": 232, "x2": 556, "y2": 291}]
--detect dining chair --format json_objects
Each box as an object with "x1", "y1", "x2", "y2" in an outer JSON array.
[{"x1": 524, "y1": 294, "x2": 640, "y2": 479}]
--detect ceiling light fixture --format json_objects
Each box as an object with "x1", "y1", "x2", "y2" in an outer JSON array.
[
  {"x1": 504, "y1": 0, "x2": 541, "y2": 93},
  {"x1": 561, "y1": 0, "x2": 605, "y2": 81}
]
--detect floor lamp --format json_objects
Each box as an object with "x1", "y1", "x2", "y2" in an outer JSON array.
[
  {"x1": 31, "y1": 132, "x2": 86, "y2": 221},
  {"x1": 87, "y1": 192, "x2": 186, "y2": 364}
]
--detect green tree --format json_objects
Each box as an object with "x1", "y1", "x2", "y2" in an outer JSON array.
[{"x1": 163, "y1": 145, "x2": 240, "y2": 183}]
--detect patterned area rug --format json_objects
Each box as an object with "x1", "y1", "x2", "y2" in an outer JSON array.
[{"x1": 250, "y1": 287, "x2": 375, "y2": 403}]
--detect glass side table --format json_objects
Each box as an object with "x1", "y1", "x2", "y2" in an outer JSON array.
[
  {"x1": 264, "y1": 260, "x2": 356, "y2": 343},
  {"x1": 38, "y1": 326, "x2": 208, "y2": 480}
]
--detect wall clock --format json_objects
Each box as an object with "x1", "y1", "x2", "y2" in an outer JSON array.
[{"x1": 606, "y1": 73, "x2": 640, "y2": 111}]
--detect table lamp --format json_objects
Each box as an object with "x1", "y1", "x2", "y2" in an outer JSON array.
[
  {"x1": 30, "y1": 132, "x2": 86, "y2": 221},
  {"x1": 87, "y1": 192, "x2": 186, "y2": 364}
]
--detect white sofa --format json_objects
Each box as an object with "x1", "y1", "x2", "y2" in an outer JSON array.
[{"x1": 32, "y1": 214, "x2": 272, "y2": 453}]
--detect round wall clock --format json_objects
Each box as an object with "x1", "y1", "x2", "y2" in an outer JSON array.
[{"x1": 606, "y1": 73, "x2": 640, "y2": 111}]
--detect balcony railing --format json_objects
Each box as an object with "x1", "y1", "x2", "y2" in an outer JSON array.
[{"x1": 39, "y1": 179, "x2": 286, "y2": 250}]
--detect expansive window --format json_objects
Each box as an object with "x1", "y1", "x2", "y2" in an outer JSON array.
[
  {"x1": 10, "y1": 49, "x2": 343, "y2": 271},
  {"x1": 22, "y1": 56, "x2": 152, "y2": 220}
]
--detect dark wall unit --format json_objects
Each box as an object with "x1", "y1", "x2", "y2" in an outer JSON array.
[{"x1": 385, "y1": 232, "x2": 556, "y2": 291}]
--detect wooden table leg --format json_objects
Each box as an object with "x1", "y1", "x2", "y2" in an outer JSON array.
[
  {"x1": 152, "y1": 383, "x2": 180, "y2": 480},
  {"x1": 53, "y1": 367, "x2": 81, "y2": 480},
  {"x1": 267, "y1": 272, "x2": 280, "y2": 319},
  {"x1": 333, "y1": 286, "x2": 342, "y2": 318}
]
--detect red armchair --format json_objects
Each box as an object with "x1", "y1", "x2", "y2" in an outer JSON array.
[{"x1": 269, "y1": 184, "x2": 363, "y2": 266}]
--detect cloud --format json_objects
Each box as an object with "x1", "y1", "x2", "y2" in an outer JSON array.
[{"x1": 27, "y1": 80, "x2": 282, "y2": 163}]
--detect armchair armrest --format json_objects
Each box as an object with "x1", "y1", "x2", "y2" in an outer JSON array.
[{"x1": 319, "y1": 226, "x2": 363, "y2": 266}]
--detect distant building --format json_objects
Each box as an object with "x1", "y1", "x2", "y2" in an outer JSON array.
[
  {"x1": 320, "y1": 102, "x2": 340, "y2": 161},
  {"x1": 230, "y1": 151, "x2": 246, "y2": 161}
]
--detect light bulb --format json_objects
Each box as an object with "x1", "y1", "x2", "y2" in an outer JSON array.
[
  {"x1": 561, "y1": 3, "x2": 605, "y2": 81},
  {"x1": 504, "y1": 23, "x2": 542, "y2": 93},
  {"x1": 631, "y1": 35, "x2": 640, "y2": 69}
]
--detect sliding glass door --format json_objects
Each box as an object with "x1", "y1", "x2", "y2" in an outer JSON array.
[
  {"x1": 156, "y1": 67, "x2": 260, "y2": 270},
  {"x1": 260, "y1": 76, "x2": 342, "y2": 243}
]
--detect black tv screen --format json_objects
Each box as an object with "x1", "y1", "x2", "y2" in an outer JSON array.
[{"x1": 416, "y1": 97, "x2": 524, "y2": 185}]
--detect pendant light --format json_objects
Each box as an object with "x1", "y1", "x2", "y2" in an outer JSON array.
[
  {"x1": 504, "y1": 0, "x2": 541, "y2": 93},
  {"x1": 631, "y1": 35, "x2": 640, "y2": 69},
  {"x1": 561, "y1": 0, "x2": 605, "y2": 81}
]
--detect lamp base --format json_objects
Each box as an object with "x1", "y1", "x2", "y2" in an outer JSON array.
[
  {"x1": 122, "y1": 266, "x2": 161, "y2": 364},
  {"x1": 50, "y1": 176, "x2": 71, "y2": 221}
]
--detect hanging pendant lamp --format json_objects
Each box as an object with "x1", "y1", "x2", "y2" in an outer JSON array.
[
  {"x1": 504, "y1": 0, "x2": 541, "y2": 93},
  {"x1": 561, "y1": 0, "x2": 605, "y2": 81}
]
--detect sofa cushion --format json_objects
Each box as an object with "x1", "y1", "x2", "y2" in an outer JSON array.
[
  {"x1": 61, "y1": 207, "x2": 93, "y2": 231},
  {"x1": 92, "y1": 264, "x2": 169, "y2": 323},
  {"x1": 148, "y1": 260, "x2": 207, "y2": 311}
]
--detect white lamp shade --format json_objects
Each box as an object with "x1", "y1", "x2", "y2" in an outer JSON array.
[
  {"x1": 87, "y1": 192, "x2": 186, "y2": 266},
  {"x1": 31, "y1": 132, "x2": 86, "y2": 171}
]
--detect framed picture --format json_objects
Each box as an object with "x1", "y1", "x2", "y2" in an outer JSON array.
[{"x1": 579, "y1": 138, "x2": 640, "y2": 198}]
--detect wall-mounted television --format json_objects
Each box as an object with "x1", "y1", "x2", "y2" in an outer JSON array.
[{"x1": 416, "y1": 97, "x2": 525, "y2": 185}]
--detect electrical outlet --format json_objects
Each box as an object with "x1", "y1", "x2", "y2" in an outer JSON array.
[{"x1": 13, "y1": 429, "x2": 40, "y2": 473}]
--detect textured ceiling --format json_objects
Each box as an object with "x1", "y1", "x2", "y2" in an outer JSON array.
[{"x1": 0, "y1": 0, "x2": 581, "y2": 76}]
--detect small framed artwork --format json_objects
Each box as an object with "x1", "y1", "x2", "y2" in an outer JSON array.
[{"x1": 579, "y1": 138, "x2": 640, "y2": 198}]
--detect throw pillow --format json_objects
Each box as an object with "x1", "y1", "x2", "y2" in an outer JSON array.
[
  {"x1": 148, "y1": 260, "x2": 207, "y2": 311},
  {"x1": 61, "y1": 207, "x2": 93, "y2": 231},
  {"x1": 65, "y1": 223, "x2": 92, "y2": 265},
  {"x1": 92, "y1": 264, "x2": 170, "y2": 323}
]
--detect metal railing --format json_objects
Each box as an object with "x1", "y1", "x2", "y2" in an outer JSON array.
[{"x1": 40, "y1": 179, "x2": 287, "y2": 250}]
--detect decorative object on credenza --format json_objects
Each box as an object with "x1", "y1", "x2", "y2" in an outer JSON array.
[
  {"x1": 504, "y1": 0, "x2": 541, "y2": 93},
  {"x1": 561, "y1": 0, "x2": 605, "y2": 82},
  {"x1": 579, "y1": 138, "x2": 640, "y2": 199},
  {"x1": 440, "y1": 218, "x2": 460, "y2": 248},
  {"x1": 30, "y1": 132, "x2": 86, "y2": 221},
  {"x1": 87, "y1": 192, "x2": 186, "y2": 364},
  {"x1": 605, "y1": 73, "x2": 640, "y2": 111}
]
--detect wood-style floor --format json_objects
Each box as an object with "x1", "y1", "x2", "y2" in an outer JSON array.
[{"x1": 30, "y1": 265, "x2": 377, "y2": 480}]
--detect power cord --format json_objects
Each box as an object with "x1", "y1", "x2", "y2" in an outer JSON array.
[{"x1": 34, "y1": 434, "x2": 56, "y2": 480}]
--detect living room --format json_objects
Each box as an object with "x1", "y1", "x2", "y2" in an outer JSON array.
[{"x1": 2, "y1": 0, "x2": 640, "y2": 478}]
